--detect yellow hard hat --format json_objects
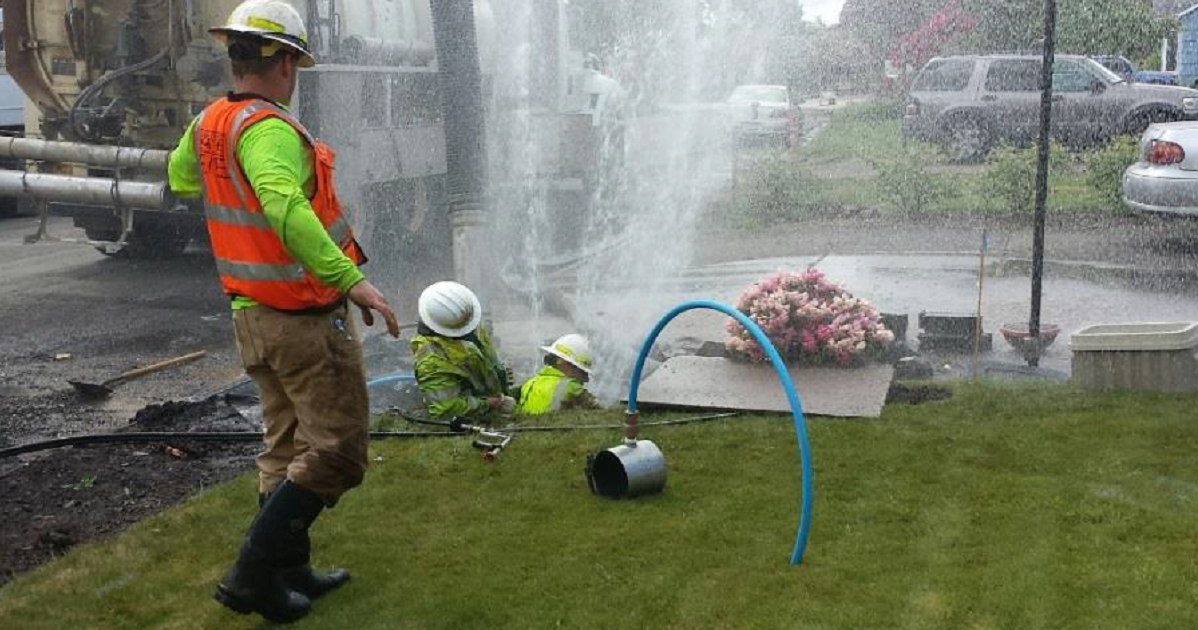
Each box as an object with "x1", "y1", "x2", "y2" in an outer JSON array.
[
  {"x1": 542, "y1": 334, "x2": 593, "y2": 374},
  {"x1": 210, "y1": 0, "x2": 316, "y2": 68}
]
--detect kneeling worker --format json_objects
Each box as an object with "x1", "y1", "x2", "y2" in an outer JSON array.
[
  {"x1": 411, "y1": 281, "x2": 515, "y2": 422},
  {"x1": 517, "y1": 334, "x2": 600, "y2": 415}
]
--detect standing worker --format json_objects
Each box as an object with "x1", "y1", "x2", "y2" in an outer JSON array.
[
  {"x1": 516, "y1": 334, "x2": 601, "y2": 415},
  {"x1": 167, "y1": 0, "x2": 399, "y2": 623},
  {"x1": 411, "y1": 281, "x2": 515, "y2": 423}
]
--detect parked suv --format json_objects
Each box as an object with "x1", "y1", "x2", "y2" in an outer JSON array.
[{"x1": 902, "y1": 54, "x2": 1198, "y2": 162}]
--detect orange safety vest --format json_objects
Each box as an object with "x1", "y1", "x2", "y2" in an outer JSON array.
[{"x1": 193, "y1": 96, "x2": 366, "y2": 311}]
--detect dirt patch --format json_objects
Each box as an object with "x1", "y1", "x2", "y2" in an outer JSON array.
[
  {"x1": 886, "y1": 383, "x2": 954, "y2": 405},
  {"x1": 0, "y1": 389, "x2": 118, "y2": 450},
  {"x1": 0, "y1": 399, "x2": 258, "y2": 587}
]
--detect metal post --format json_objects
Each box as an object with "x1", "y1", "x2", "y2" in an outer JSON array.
[
  {"x1": 972, "y1": 229, "x2": 987, "y2": 382},
  {"x1": 1027, "y1": 0, "x2": 1057, "y2": 368}
]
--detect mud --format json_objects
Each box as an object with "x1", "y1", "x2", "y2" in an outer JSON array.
[{"x1": 0, "y1": 399, "x2": 258, "y2": 587}]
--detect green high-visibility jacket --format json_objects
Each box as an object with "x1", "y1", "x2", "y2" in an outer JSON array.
[
  {"x1": 411, "y1": 327, "x2": 507, "y2": 420},
  {"x1": 516, "y1": 366, "x2": 599, "y2": 416}
]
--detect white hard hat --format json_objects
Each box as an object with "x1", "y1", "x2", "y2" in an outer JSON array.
[
  {"x1": 210, "y1": 0, "x2": 316, "y2": 68},
  {"x1": 418, "y1": 281, "x2": 482, "y2": 338},
  {"x1": 541, "y1": 333, "x2": 593, "y2": 374}
]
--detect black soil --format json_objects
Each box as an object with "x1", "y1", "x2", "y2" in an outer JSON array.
[
  {"x1": 0, "y1": 398, "x2": 258, "y2": 587},
  {"x1": 886, "y1": 382, "x2": 954, "y2": 405}
]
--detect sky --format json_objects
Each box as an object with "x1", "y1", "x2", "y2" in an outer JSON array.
[{"x1": 800, "y1": 0, "x2": 845, "y2": 24}]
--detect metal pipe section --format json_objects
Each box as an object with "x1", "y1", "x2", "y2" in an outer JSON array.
[
  {"x1": 341, "y1": 35, "x2": 435, "y2": 65},
  {"x1": 0, "y1": 137, "x2": 170, "y2": 171},
  {"x1": 0, "y1": 170, "x2": 166, "y2": 209}
]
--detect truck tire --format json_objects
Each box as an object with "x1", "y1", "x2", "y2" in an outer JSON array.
[
  {"x1": 119, "y1": 224, "x2": 191, "y2": 259},
  {"x1": 1125, "y1": 108, "x2": 1180, "y2": 136},
  {"x1": 943, "y1": 116, "x2": 989, "y2": 164},
  {"x1": 0, "y1": 197, "x2": 18, "y2": 217},
  {"x1": 76, "y1": 214, "x2": 190, "y2": 258}
]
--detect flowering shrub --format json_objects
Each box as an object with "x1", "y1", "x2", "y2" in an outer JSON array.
[{"x1": 725, "y1": 269, "x2": 895, "y2": 366}]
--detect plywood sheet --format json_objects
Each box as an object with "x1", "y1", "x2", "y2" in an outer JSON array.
[{"x1": 636, "y1": 356, "x2": 894, "y2": 418}]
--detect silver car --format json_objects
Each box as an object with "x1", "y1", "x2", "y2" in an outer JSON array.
[
  {"x1": 723, "y1": 84, "x2": 796, "y2": 146},
  {"x1": 1123, "y1": 121, "x2": 1198, "y2": 216}
]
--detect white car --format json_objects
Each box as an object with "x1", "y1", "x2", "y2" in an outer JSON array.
[
  {"x1": 1123, "y1": 121, "x2": 1198, "y2": 216},
  {"x1": 723, "y1": 84, "x2": 797, "y2": 146}
]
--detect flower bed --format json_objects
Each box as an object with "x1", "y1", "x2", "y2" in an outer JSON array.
[{"x1": 725, "y1": 269, "x2": 894, "y2": 366}]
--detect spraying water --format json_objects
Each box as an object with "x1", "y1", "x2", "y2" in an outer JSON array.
[{"x1": 485, "y1": 1, "x2": 787, "y2": 401}]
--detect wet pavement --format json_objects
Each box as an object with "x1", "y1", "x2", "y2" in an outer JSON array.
[
  {"x1": 3, "y1": 212, "x2": 1198, "y2": 443},
  {"x1": 500, "y1": 237, "x2": 1198, "y2": 400}
]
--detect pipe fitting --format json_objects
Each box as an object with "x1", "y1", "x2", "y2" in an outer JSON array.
[{"x1": 623, "y1": 409, "x2": 639, "y2": 444}]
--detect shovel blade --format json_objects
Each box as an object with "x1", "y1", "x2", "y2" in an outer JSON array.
[{"x1": 68, "y1": 380, "x2": 113, "y2": 399}]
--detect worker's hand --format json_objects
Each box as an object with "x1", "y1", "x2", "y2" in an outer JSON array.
[
  {"x1": 488, "y1": 395, "x2": 516, "y2": 415},
  {"x1": 347, "y1": 279, "x2": 400, "y2": 338}
]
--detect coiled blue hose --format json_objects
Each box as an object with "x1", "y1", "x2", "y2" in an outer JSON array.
[{"x1": 625, "y1": 299, "x2": 813, "y2": 566}]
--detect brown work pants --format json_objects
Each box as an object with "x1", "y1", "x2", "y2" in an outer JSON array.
[{"x1": 232, "y1": 301, "x2": 369, "y2": 506}]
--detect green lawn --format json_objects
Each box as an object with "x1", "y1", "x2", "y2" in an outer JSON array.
[
  {"x1": 722, "y1": 104, "x2": 1128, "y2": 225},
  {"x1": 3, "y1": 383, "x2": 1198, "y2": 628}
]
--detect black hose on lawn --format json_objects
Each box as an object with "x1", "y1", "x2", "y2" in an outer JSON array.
[
  {"x1": 0, "y1": 430, "x2": 460, "y2": 459},
  {"x1": 0, "y1": 410, "x2": 744, "y2": 459},
  {"x1": 389, "y1": 408, "x2": 742, "y2": 432}
]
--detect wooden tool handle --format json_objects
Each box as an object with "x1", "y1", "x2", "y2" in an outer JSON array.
[{"x1": 115, "y1": 350, "x2": 208, "y2": 382}]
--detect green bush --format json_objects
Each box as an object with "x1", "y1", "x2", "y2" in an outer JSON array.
[
  {"x1": 869, "y1": 142, "x2": 949, "y2": 215},
  {"x1": 832, "y1": 99, "x2": 904, "y2": 123},
  {"x1": 731, "y1": 153, "x2": 823, "y2": 225},
  {"x1": 981, "y1": 143, "x2": 1067, "y2": 214},
  {"x1": 1085, "y1": 134, "x2": 1141, "y2": 211}
]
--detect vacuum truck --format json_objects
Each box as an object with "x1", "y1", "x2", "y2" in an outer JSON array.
[{"x1": 1, "y1": 0, "x2": 609, "y2": 266}]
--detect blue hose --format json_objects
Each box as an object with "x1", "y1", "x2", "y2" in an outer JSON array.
[
  {"x1": 366, "y1": 372, "x2": 416, "y2": 388},
  {"x1": 626, "y1": 299, "x2": 813, "y2": 566}
]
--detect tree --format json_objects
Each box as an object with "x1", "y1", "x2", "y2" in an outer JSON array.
[
  {"x1": 840, "y1": 0, "x2": 1175, "y2": 75},
  {"x1": 840, "y1": 0, "x2": 948, "y2": 59},
  {"x1": 959, "y1": 0, "x2": 1174, "y2": 61}
]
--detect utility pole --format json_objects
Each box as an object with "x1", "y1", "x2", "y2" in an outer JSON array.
[{"x1": 1027, "y1": 0, "x2": 1057, "y2": 367}]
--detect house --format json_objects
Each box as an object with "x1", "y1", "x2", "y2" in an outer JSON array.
[{"x1": 1179, "y1": 4, "x2": 1198, "y2": 86}]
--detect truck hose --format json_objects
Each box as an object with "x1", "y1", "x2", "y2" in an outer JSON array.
[{"x1": 68, "y1": 48, "x2": 170, "y2": 142}]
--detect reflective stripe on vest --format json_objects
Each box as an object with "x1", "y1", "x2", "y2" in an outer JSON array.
[
  {"x1": 422, "y1": 385, "x2": 462, "y2": 403},
  {"x1": 413, "y1": 338, "x2": 490, "y2": 394},
  {"x1": 194, "y1": 97, "x2": 364, "y2": 310}
]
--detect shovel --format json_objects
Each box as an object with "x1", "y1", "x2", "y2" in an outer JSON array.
[{"x1": 69, "y1": 350, "x2": 208, "y2": 399}]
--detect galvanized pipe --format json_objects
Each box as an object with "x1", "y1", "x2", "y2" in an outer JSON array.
[
  {"x1": 0, "y1": 170, "x2": 166, "y2": 208},
  {"x1": 341, "y1": 35, "x2": 435, "y2": 65},
  {"x1": 0, "y1": 137, "x2": 170, "y2": 171}
]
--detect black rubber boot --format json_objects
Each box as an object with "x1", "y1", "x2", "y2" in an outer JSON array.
[
  {"x1": 280, "y1": 565, "x2": 351, "y2": 599},
  {"x1": 214, "y1": 541, "x2": 311, "y2": 623},
  {"x1": 258, "y1": 482, "x2": 352, "y2": 599},
  {"x1": 215, "y1": 481, "x2": 323, "y2": 623}
]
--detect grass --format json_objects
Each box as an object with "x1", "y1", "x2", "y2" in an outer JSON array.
[
  {"x1": 721, "y1": 105, "x2": 1127, "y2": 226},
  {"x1": 3, "y1": 382, "x2": 1198, "y2": 628},
  {"x1": 803, "y1": 113, "x2": 906, "y2": 164},
  {"x1": 813, "y1": 169, "x2": 1110, "y2": 217}
]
